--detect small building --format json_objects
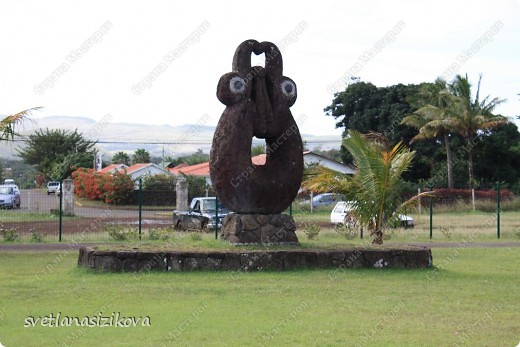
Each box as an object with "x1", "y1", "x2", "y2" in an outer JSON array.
[
  {"x1": 99, "y1": 164, "x2": 129, "y2": 174},
  {"x1": 126, "y1": 163, "x2": 174, "y2": 187},
  {"x1": 302, "y1": 151, "x2": 355, "y2": 175},
  {"x1": 99, "y1": 163, "x2": 173, "y2": 188},
  {"x1": 167, "y1": 151, "x2": 354, "y2": 185}
]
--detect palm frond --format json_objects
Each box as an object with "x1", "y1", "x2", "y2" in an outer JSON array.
[{"x1": 0, "y1": 107, "x2": 41, "y2": 141}]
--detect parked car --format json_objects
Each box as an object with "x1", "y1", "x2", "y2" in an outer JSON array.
[
  {"x1": 330, "y1": 201, "x2": 414, "y2": 228},
  {"x1": 303, "y1": 193, "x2": 345, "y2": 209},
  {"x1": 4, "y1": 179, "x2": 15, "y2": 185},
  {"x1": 0, "y1": 184, "x2": 21, "y2": 208},
  {"x1": 173, "y1": 197, "x2": 230, "y2": 231},
  {"x1": 47, "y1": 181, "x2": 60, "y2": 195}
]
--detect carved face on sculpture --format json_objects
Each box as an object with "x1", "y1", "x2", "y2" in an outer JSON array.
[{"x1": 210, "y1": 40, "x2": 304, "y2": 214}]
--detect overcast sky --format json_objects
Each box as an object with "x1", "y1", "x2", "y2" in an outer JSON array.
[{"x1": 1, "y1": 0, "x2": 519, "y2": 138}]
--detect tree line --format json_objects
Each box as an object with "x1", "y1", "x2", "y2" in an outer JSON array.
[{"x1": 325, "y1": 74, "x2": 519, "y2": 192}]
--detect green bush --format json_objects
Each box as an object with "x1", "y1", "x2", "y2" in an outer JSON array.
[
  {"x1": 148, "y1": 227, "x2": 174, "y2": 241},
  {"x1": 105, "y1": 225, "x2": 138, "y2": 241},
  {"x1": 184, "y1": 174, "x2": 212, "y2": 201},
  {"x1": 302, "y1": 222, "x2": 321, "y2": 240},
  {"x1": 30, "y1": 229, "x2": 44, "y2": 243},
  {"x1": 334, "y1": 223, "x2": 358, "y2": 240},
  {"x1": 143, "y1": 174, "x2": 176, "y2": 191},
  {"x1": 1, "y1": 226, "x2": 20, "y2": 242},
  {"x1": 434, "y1": 197, "x2": 520, "y2": 213}
]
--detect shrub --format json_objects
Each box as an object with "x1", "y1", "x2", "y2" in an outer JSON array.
[
  {"x1": 30, "y1": 229, "x2": 44, "y2": 243},
  {"x1": 148, "y1": 227, "x2": 173, "y2": 241},
  {"x1": 334, "y1": 223, "x2": 358, "y2": 240},
  {"x1": 73, "y1": 168, "x2": 134, "y2": 204},
  {"x1": 105, "y1": 225, "x2": 137, "y2": 241},
  {"x1": 184, "y1": 174, "x2": 212, "y2": 201},
  {"x1": 102, "y1": 171, "x2": 134, "y2": 204},
  {"x1": 302, "y1": 222, "x2": 321, "y2": 240},
  {"x1": 429, "y1": 188, "x2": 513, "y2": 203},
  {"x1": 1, "y1": 226, "x2": 19, "y2": 242},
  {"x1": 143, "y1": 174, "x2": 176, "y2": 191}
]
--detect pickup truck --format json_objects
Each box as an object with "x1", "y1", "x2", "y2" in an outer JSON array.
[{"x1": 172, "y1": 197, "x2": 229, "y2": 231}]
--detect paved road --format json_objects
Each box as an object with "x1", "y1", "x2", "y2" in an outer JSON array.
[{"x1": 19, "y1": 189, "x2": 169, "y2": 219}]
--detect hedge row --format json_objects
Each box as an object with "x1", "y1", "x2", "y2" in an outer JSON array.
[{"x1": 429, "y1": 188, "x2": 513, "y2": 202}]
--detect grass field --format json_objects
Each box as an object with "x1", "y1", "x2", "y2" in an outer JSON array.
[{"x1": 0, "y1": 248, "x2": 519, "y2": 346}]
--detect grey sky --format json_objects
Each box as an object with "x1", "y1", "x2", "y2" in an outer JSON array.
[{"x1": 1, "y1": 0, "x2": 519, "y2": 137}]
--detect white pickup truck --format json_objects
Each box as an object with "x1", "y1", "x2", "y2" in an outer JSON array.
[{"x1": 172, "y1": 197, "x2": 229, "y2": 231}]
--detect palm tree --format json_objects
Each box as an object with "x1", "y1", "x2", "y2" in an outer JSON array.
[
  {"x1": 132, "y1": 148, "x2": 151, "y2": 164},
  {"x1": 402, "y1": 79, "x2": 456, "y2": 188},
  {"x1": 0, "y1": 107, "x2": 41, "y2": 141},
  {"x1": 447, "y1": 74, "x2": 508, "y2": 188},
  {"x1": 112, "y1": 151, "x2": 131, "y2": 165},
  {"x1": 304, "y1": 130, "x2": 427, "y2": 244}
]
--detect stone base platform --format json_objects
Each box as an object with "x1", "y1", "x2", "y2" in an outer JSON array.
[
  {"x1": 220, "y1": 213, "x2": 299, "y2": 245},
  {"x1": 78, "y1": 246, "x2": 432, "y2": 272}
]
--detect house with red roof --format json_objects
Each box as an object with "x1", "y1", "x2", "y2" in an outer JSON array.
[
  {"x1": 99, "y1": 163, "x2": 173, "y2": 188},
  {"x1": 168, "y1": 151, "x2": 354, "y2": 185},
  {"x1": 99, "y1": 163, "x2": 128, "y2": 174}
]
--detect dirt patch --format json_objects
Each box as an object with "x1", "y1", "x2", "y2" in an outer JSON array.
[{"x1": 2, "y1": 217, "x2": 173, "y2": 236}]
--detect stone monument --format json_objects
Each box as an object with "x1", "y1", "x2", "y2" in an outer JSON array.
[
  {"x1": 175, "y1": 177, "x2": 188, "y2": 212},
  {"x1": 210, "y1": 39, "x2": 303, "y2": 244},
  {"x1": 62, "y1": 178, "x2": 75, "y2": 216}
]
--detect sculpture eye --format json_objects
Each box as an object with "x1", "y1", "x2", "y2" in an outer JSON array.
[
  {"x1": 281, "y1": 80, "x2": 296, "y2": 98},
  {"x1": 230, "y1": 76, "x2": 246, "y2": 94}
]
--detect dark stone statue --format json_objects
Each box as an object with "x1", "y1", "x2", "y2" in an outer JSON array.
[{"x1": 210, "y1": 39, "x2": 304, "y2": 215}]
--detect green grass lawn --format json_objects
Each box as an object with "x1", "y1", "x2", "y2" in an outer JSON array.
[{"x1": 0, "y1": 248, "x2": 518, "y2": 346}]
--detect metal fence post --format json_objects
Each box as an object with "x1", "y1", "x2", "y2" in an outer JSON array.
[
  {"x1": 138, "y1": 178, "x2": 142, "y2": 241},
  {"x1": 59, "y1": 179, "x2": 63, "y2": 242},
  {"x1": 429, "y1": 183, "x2": 433, "y2": 240},
  {"x1": 215, "y1": 196, "x2": 219, "y2": 240},
  {"x1": 497, "y1": 182, "x2": 500, "y2": 239}
]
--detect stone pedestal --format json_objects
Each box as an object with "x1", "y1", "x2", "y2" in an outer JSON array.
[{"x1": 221, "y1": 213, "x2": 299, "y2": 245}]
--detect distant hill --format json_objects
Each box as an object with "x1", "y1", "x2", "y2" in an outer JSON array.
[{"x1": 0, "y1": 116, "x2": 342, "y2": 160}]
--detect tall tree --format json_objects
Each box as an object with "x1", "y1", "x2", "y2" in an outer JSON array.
[
  {"x1": 324, "y1": 81, "x2": 436, "y2": 182},
  {"x1": 402, "y1": 79, "x2": 456, "y2": 188},
  {"x1": 132, "y1": 148, "x2": 151, "y2": 164},
  {"x1": 447, "y1": 74, "x2": 508, "y2": 188},
  {"x1": 50, "y1": 152, "x2": 95, "y2": 180},
  {"x1": 474, "y1": 122, "x2": 520, "y2": 187},
  {"x1": 112, "y1": 151, "x2": 131, "y2": 165},
  {"x1": 303, "y1": 131, "x2": 426, "y2": 244},
  {"x1": 17, "y1": 128, "x2": 97, "y2": 179}
]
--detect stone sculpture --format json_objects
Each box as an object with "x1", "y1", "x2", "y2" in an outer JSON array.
[
  {"x1": 210, "y1": 39, "x2": 303, "y2": 214},
  {"x1": 210, "y1": 39, "x2": 303, "y2": 244}
]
